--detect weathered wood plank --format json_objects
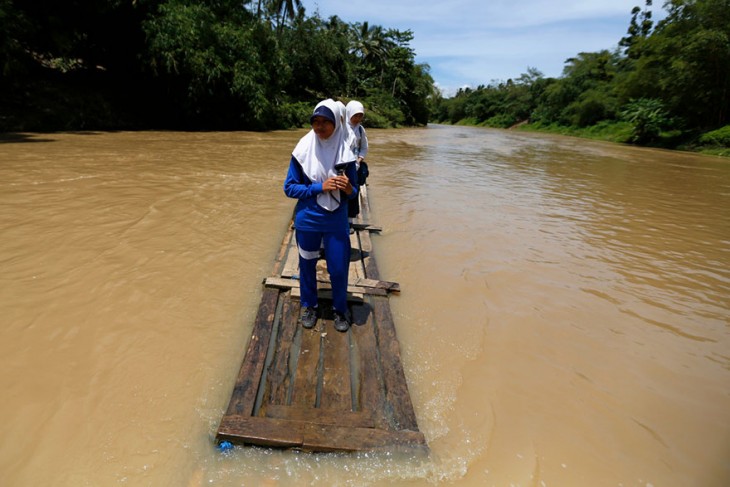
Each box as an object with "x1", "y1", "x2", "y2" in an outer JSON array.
[
  {"x1": 266, "y1": 297, "x2": 299, "y2": 407},
  {"x1": 301, "y1": 423, "x2": 426, "y2": 453},
  {"x1": 319, "y1": 317, "x2": 352, "y2": 410},
  {"x1": 359, "y1": 184, "x2": 372, "y2": 220},
  {"x1": 349, "y1": 231, "x2": 366, "y2": 282},
  {"x1": 350, "y1": 301, "x2": 389, "y2": 430},
  {"x1": 271, "y1": 223, "x2": 295, "y2": 276},
  {"x1": 290, "y1": 316, "x2": 321, "y2": 408},
  {"x1": 358, "y1": 229, "x2": 380, "y2": 281},
  {"x1": 351, "y1": 223, "x2": 382, "y2": 232},
  {"x1": 281, "y1": 228, "x2": 299, "y2": 278},
  {"x1": 354, "y1": 278, "x2": 400, "y2": 293},
  {"x1": 265, "y1": 404, "x2": 375, "y2": 429},
  {"x1": 223, "y1": 287, "x2": 280, "y2": 417},
  {"x1": 218, "y1": 415, "x2": 426, "y2": 452},
  {"x1": 372, "y1": 297, "x2": 420, "y2": 431},
  {"x1": 264, "y1": 276, "x2": 393, "y2": 296},
  {"x1": 218, "y1": 415, "x2": 304, "y2": 448},
  {"x1": 307, "y1": 289, "x2": 365, "y2": 303}
]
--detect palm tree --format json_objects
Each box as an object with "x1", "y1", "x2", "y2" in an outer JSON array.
[
  {"x1": 271, "y1": 0, "x2": 302, "y2": 31},
  {"x1": 351, "y1": 22, "x2": 386, "y2": 64},
  {"x1": 350, "y1": 22, "x2": 398, "y2": 87}
]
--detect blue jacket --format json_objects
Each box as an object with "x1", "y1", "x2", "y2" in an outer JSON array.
[{"x1": 283, "y1": 156, "x2": 359, "y2": 232}]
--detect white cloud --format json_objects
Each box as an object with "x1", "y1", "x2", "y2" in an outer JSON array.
[
  {"x1": 307, "y1": 0, "x2": 651, "y2": 29},
  {"x1": 301, "y1": 0, "x2": 666, "y2": 95}
]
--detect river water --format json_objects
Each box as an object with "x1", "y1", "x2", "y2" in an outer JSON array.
[{"x1": 1, "y1": 126, "x2": 728, "y2": 486}]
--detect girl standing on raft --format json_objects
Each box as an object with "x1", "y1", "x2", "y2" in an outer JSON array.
[
  {"x1": 346, "y1": 100, "x2": 369, "y2": 224},
  {"x1": 283, "y1": 99, "x2": 359, "y2": 332}
]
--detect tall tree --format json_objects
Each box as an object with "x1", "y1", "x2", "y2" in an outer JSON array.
[
  {"x1": 620, "y1": 0, "x2": 654, "y2": 59},
  {"x1": 622, "y1": 0, "x2": 730, "y2": 128},
  {"x1": 270, "y1": 0, "x2": 302, "y2": 33}
]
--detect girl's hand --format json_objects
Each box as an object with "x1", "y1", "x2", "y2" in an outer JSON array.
[{"x1": 323, "y1": 176, "x2": 352, "y2": 195}]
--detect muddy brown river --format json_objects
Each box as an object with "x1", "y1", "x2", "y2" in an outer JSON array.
[{"x1": 1, "y1": 126, "x2": 728, "y2": 486}]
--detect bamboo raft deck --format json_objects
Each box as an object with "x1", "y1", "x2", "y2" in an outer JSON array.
[{"x1": 216, "y1": 185, "x2": 427, "y2": 453}]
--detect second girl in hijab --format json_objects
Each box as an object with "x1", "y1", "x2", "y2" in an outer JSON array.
[{"x1": 345, "y1": 100, "x2": 370, "y2": 224}]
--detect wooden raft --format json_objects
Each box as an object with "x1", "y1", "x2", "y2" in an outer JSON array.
[{"x1": 216, "y1": 185, "x2": 427, "y2": 453}]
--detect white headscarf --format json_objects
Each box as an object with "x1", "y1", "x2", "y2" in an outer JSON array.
[
  {"x1": 346, "y1": 100, "x2": 365, "y2": 128},
  {"x1": 346, "y1": 100, "x2": 366, "y2": 155},
  {"x1": 292, "y1": 99, "x2": 356, "y2": 211},
  {"x1": 335, "y1": 100, "x2": 347, "y2": 126}
]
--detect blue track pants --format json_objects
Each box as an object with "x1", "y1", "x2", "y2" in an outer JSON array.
[{"x1": 296, "y1": 229, "x2": 350, "y2": 313}]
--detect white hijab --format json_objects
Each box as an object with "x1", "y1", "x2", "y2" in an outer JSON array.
[
  {"x1": 346, "y1": 100, "x2": 365, "y2": 129},
  {"x1": 346, "y1": 100, "x2": 365, "y2": 153},
  {"x1": 292, "y1": 99, "x2": 356, "y2": 211},
  {"x1": 335, "y1": 100, "x2": 347, "y2": 125}
]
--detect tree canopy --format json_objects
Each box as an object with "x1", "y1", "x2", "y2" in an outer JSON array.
[
  {"x1": 0, "y1": 0, "x2": 434, "y2": 131},
  {"x1": 3, "y1": 0, "x2": 728, "y2": 151},
  {"x1": 431, "y1": 0, "x2": 730, "y2": 150}
]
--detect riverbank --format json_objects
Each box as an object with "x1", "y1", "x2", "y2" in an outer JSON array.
[
  {"x1": 450, "y1": 118, "x2": 730, "y2": 158},
  {"x1": 514, "y1": 121, "x2": 730, "y2": 158}
]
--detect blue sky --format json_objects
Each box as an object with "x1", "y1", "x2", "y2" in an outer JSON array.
[{"x1": 299, "y1": 0, "x2": 666, "y2": 96}]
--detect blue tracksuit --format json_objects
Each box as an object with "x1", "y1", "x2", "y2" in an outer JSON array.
[{"x1": 283, "y1": 156, "x2": 358, "y2": 313}]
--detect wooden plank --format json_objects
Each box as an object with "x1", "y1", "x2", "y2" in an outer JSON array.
[
  {"x1": 271, "y1": 223, "x2": 295, "y2": 276},
  {"x1": 359, "y1": 185, "x2": 372, "y2": 220},
  {"x1": 350, "y1": 300, "x2": 389, "y2": 430},
  {"x1": 264, "y1": 276, "x2": 393, "y2": 296},
  {"x1": 264, "y1": 276, "x2": 399, "y2": 292},
  {"x1": 311, "y1": 289, "x2": 365, "y2": 303},
  {"x1": 358, "y1": 229, "x2": 381, "y2": 281},
  {"x1": 281, "y1": 229, "x2": 299, "y2": 278},
  {"x1": 223, "y1": 287, "x2": 280, "y2": 417},
  {"x1": 265, "y1": 404, "x2": 375, "y2": 428},
  {"x1": 354, "y1": 278, "x2": 400, "y2": 293},
  {"x1": 218, "y1": 415, "x2": 426, "y2": 452},
  {"x1": 301, "y1": 423, "x2": 426, "y2": 453},
  {"x1": 265, "y1": 297, "x2": 299, "y2": 407},
  {"x1": 290, "y1": 319, "x2": 321, "y2": 408},
  {"x1": 349, "y1": 231, "x2": 366, "y2": 282},
  {"x1": 353, "y1": 190, "x2": 365, "y2": 227},
  {"x1": 218, "y1": 415, "x2": 304, "y2": 448},
  {"x1": 351, "y1": 222, "x2": 382, "y2": 232},
  {"x1": 372, "y1": 296, "x2": 420, "y2": 431},
  {"x1": 319, "y1": 316, "x2": 352, "y2": 410}
]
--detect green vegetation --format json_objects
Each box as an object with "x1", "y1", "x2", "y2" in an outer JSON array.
[
  {"x1": 0, "y1": 0, "x2": 433, "y2": 131},
  {"x1": 2, "y1": 0, "x2": 728, "y2": 157},
  {"x1": 432, "y1": 0, "x2": 730, "y2": 155},
  {"x1": 696, "y1": 125, "x2": 730, "y2": 156}
]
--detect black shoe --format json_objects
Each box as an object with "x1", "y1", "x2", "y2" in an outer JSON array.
[
  {"x1": 300, "y1": 306, "x2": 318, "y2": 329},
  {"x1": 333, "y1": 309, "x2": 351, "y2": 332}
]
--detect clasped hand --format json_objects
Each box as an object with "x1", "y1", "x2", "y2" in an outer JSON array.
[{"x1": 322, "y1": 175, "x2": 352, "y2": 195}]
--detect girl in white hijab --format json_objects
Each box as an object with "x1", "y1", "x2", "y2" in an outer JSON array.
[
  {"x1": 284, "y1": 99, "x2": 358, "y2": 332},
  {"x1": 345, "y1": 100, "x2": 370, "y2": 223},
  {"x1": 346, "y1": 100, "x2": 369, "y2": 164}
]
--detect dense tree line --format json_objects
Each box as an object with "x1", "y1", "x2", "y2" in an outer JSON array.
[
  {"x1": 432, "y1": 0, "x2": 730, "y2": 151},
  {"x1": 0, "y1": 0, "x2": 434, "y2": 131}
]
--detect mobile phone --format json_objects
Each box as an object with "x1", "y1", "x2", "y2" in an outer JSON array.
[{"x1": 334, "y1": 162, "x2": 348, "y2": 175}]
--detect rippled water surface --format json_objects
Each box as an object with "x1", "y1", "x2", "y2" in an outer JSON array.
[{"x1": 1, "y1": 126, "x2": 728, "y2": 486}]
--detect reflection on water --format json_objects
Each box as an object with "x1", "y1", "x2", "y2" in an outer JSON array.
[{"x1": 1, "y1": 127, "x2": 728, "y2": 486}]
